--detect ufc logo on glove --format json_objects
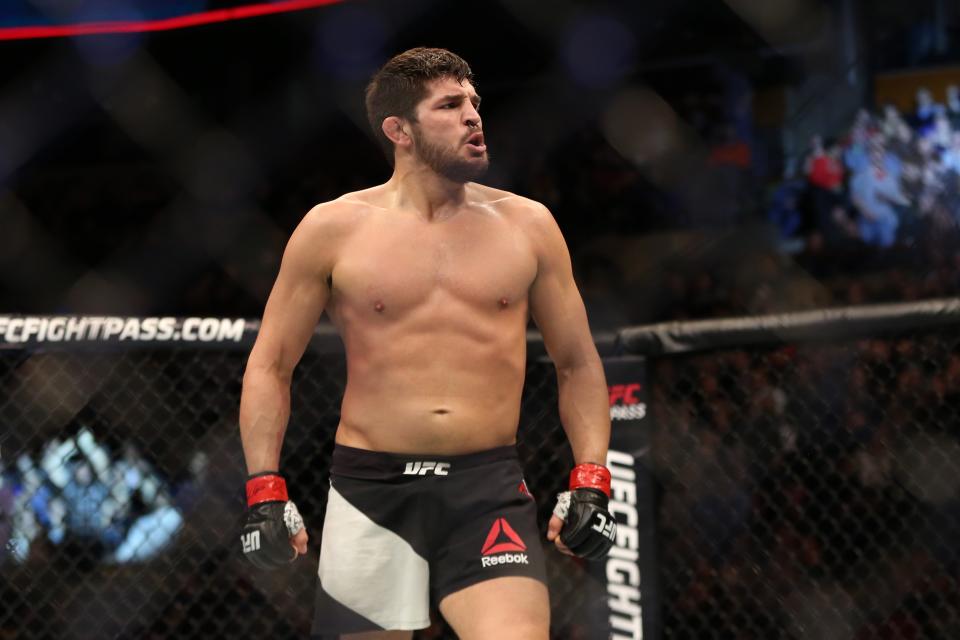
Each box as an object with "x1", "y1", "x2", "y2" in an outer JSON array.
[
  {"x1": 241, "y1": 531, "x2": 261, "y2": 554},
  {"x1": 591, "y1": 512, "x2": 617, "y2": 541},
  {"x1": 552, "y1": 463, "x2": 618, "y2": 559}
]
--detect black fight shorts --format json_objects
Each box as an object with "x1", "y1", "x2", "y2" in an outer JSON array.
[{"x1": 311, "y1": 444, "x2": 547, "y2": 637}]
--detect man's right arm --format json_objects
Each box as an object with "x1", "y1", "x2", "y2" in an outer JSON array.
[{"x1": 239, "y1": 204, "x2": 343, "y2": 474}]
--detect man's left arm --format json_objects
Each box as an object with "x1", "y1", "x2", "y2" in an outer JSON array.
[
  {"x1": 527, "y1": 206, "x2": 610, "y2": 466},
  {"x1": 526, "y1": 203, "x2": 615, "y2": 559}
]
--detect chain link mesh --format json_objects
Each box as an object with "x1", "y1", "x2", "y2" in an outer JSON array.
[
  {"x1": 8, "y1": 325, "x2": 957, "y2": 638},
  {"x1": 652, "y1": 328, "x2": 960, "y2": 639},
  {"x1": 0, "y1": 347, "x2": 584, "y2": 640}
]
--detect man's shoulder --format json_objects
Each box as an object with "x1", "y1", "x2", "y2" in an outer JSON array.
[
  {"x1": 297, "y1": 191, "x2": 379, "y2": 237},
  {"x1": 307, "y1": 191, "x2": 378, "y2": 220},
  {"x1": 470, "y1": 183, "x2": 553, "y2": 222},
  {"x1": 278, "y1": 197, "x2": 369, "y2": 265},
  {"x1": 471, "y1": 185, "x2": 563, "y2": 258}
]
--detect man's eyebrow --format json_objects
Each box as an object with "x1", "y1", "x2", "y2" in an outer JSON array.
[{"x1": 436, "y1": 93, "x2": 482, "y2": 105}]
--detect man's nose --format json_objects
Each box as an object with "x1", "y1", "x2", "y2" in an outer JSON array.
[{"x1": 464, "y1": 107, "x2": 481, "y2": 129}]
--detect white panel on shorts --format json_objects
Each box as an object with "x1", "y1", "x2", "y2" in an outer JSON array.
[{"x1": 318, "y1": 485, "x2": 430, "y2": 629}]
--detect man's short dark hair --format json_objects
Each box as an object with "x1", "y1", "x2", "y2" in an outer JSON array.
[{"x1": 365, "y1": 47, "x2": 475, "y2": 164}]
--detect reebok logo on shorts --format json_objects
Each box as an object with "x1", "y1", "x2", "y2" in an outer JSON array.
[
  {"x1": 480, "y1": 517, "x2": 529, "y2": 567},
  {"x1": 403, "y1": 461, "x2": 450, "y2": 476}
]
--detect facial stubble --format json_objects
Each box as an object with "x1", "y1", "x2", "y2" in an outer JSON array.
[{"x1": 411, "y1": 127, "x2": 489, "y2": 183}]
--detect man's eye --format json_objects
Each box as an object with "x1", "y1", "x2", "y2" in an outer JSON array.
[{"x1": 442, "y1": 103, "x2": 456, "y2": 109}]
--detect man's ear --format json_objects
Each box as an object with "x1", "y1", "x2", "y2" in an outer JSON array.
[{"x1": 382, "y1": 116, "x2": 411, "y2": 148}]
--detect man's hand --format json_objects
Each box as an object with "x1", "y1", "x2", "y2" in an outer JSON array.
[
  {"x1": 547, "y1": 463, "x2": 616, "y2": 560},
  {"x1": 546, "y1": 513, "x2": 574, "y2": 556},
  {"x1": 241, "y1": 472, "x2": 308, "y2": 570}
]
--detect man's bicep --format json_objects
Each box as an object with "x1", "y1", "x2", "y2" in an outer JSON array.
[
  {"x1": 528, "y1": 211, "x2": 595, "y2": 367},
  {"x1": 249, "y1": 225, "x2": 330, "y2": 376},
  {"x1": 531, "y1": 272, "x2": 594, "y2": 367}
]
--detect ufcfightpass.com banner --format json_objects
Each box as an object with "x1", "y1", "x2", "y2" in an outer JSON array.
[{"x1": 0, "y1": 316, "x2": 248, "y2": 347}]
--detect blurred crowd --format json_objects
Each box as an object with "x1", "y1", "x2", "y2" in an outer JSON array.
[
  {"x1": 575, "y1": 84, "x2": 960, "y2": 330},
  {"x1": 652, "y1": 334, "x2": 960, "y2": 639},
  {"x1": 1, "y1": 428, "x2": 196, "y2": 569},
  {"x1": 771, "y1": 85, "x2": 960, "y2": 250}
]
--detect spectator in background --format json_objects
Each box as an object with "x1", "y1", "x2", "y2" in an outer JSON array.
[
  {"x1": 844, "y1": 109, "x2": 874, "y2": 173},
  {"x1": 0, "y1": 473, "x2": 12, "y2": 565},
  {"x1": 926, "y1": 106, "x2": 954, "y2": 151},
  {"x1": 941, "y1": 136, "x2": 960, "y2": 227},
  {"x1": 914, "y1": 136, "x2": 949, "y2": 227},
  {"x1": 805, "y1": 135, "x2": 844, "y2": 192},
  {"x1": 897, "y1": 125, "x2": 925, "y2": 198},
  {"x1": 800, "y1": 135, "x2": 861, "y2": 248},
  {"x1": 850, "y1": 143, "x2": 909, "y2": 247},
  {"x1": 59, "y1": 457, "x2": 110, "y2": 569},
  {"x1": 804, "y1": 135, "x2": 846, "y2": 238},
  {"x1": 110, "y1": 490, "x2": 183, "y2": 564},
  {"x1": 884, "y1": 116, "x2": 915, "y2": 158},
  {"x1": 911, "y1": 87, "x2": 938, "y2": 136},
  {"x1": 946, "y1": 84, "x2": 960, "y2": 129},
  {"x1": 944, "y1": 132, "x2": 960, "y2": 175},
  {"x1": 879, "y1": 104, "x2": 908, "y2": 141}
]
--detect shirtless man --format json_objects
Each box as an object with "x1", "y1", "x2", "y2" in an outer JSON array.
[{"x1": 239, "y1": 48, "x2": 615, "y2": 639}]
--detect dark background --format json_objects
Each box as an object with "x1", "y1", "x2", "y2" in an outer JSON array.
[{"x1": 3, "y1": 0, "x2": 958, "y2": 328}]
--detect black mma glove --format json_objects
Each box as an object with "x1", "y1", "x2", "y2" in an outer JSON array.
[
  {"x1": 240, "y1": 472, "x2": 305, "y2": 570},
  {"x1": 553, "y1": 463, "x2": 617, "y2": 560}
]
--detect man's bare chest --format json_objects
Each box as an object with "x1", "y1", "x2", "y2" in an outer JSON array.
[{"x1": 329, "y1": 216, "x2": 538, "y2": 315}]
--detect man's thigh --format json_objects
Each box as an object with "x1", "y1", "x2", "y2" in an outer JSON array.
[
  {"x1": 439, "y1": 576, "x2": 550, "y2": 640},
  {"x1": 341, "y1": 632, "x2": 412, "y2": 640}
]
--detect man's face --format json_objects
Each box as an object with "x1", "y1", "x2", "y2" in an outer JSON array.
[{"x1": 408, "y1": 76, "x2": 488, "y2": 183}]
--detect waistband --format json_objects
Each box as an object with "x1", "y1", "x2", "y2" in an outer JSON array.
[{"x1": 331, "y1": 443, "x2": 518, "y2": 480}]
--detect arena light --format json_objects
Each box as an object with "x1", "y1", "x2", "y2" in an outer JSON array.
[{"x1": 0, "y1": 0, "x2": 347, "y2": 41}]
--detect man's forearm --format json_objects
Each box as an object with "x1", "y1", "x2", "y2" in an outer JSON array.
[
  {"x1": 239, "y1": 366, "x2": 292, "y2": 475},
  {"x1": 556, "y1": 356, "x2": 611, "y2": 466}
]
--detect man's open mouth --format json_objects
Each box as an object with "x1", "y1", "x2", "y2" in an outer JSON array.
[{"x1": 466, "y1": 132, "x2": 486, "y2": 152}]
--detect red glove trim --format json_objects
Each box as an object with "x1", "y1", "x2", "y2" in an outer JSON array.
[
  {"x1": 569, "y1": 463, "x2": 611, "y2": 498},
  {"x1": 246, "y1": 473, "x2": 288, "y2": 506}
]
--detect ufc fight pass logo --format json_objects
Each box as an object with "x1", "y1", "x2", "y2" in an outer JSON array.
[
  {"x1": 608, "y1": 383, "x2": 646, "y2": 421},
  {"x1": 403, "y1": 461, "x2": 450, "y2": 476}
]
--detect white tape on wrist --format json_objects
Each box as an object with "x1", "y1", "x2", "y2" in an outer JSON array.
[
  {"x1": 553, "y1": 491, "x2": 571, "y2": 521},
  {"x1": 284, "y1": 501, "x2": 304, "y2": 537}
]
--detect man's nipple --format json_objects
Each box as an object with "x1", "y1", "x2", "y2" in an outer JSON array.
[
  {"x1": 498, "y1": 297, "x2": 509, "y2": 309},
  {"x1": 374, "y1": 301, "x2": 385, "y2": 313}
]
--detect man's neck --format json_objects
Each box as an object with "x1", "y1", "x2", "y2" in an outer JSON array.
[{"x1": 387, "y1": 161, "x2": 468, "y2": 221}]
